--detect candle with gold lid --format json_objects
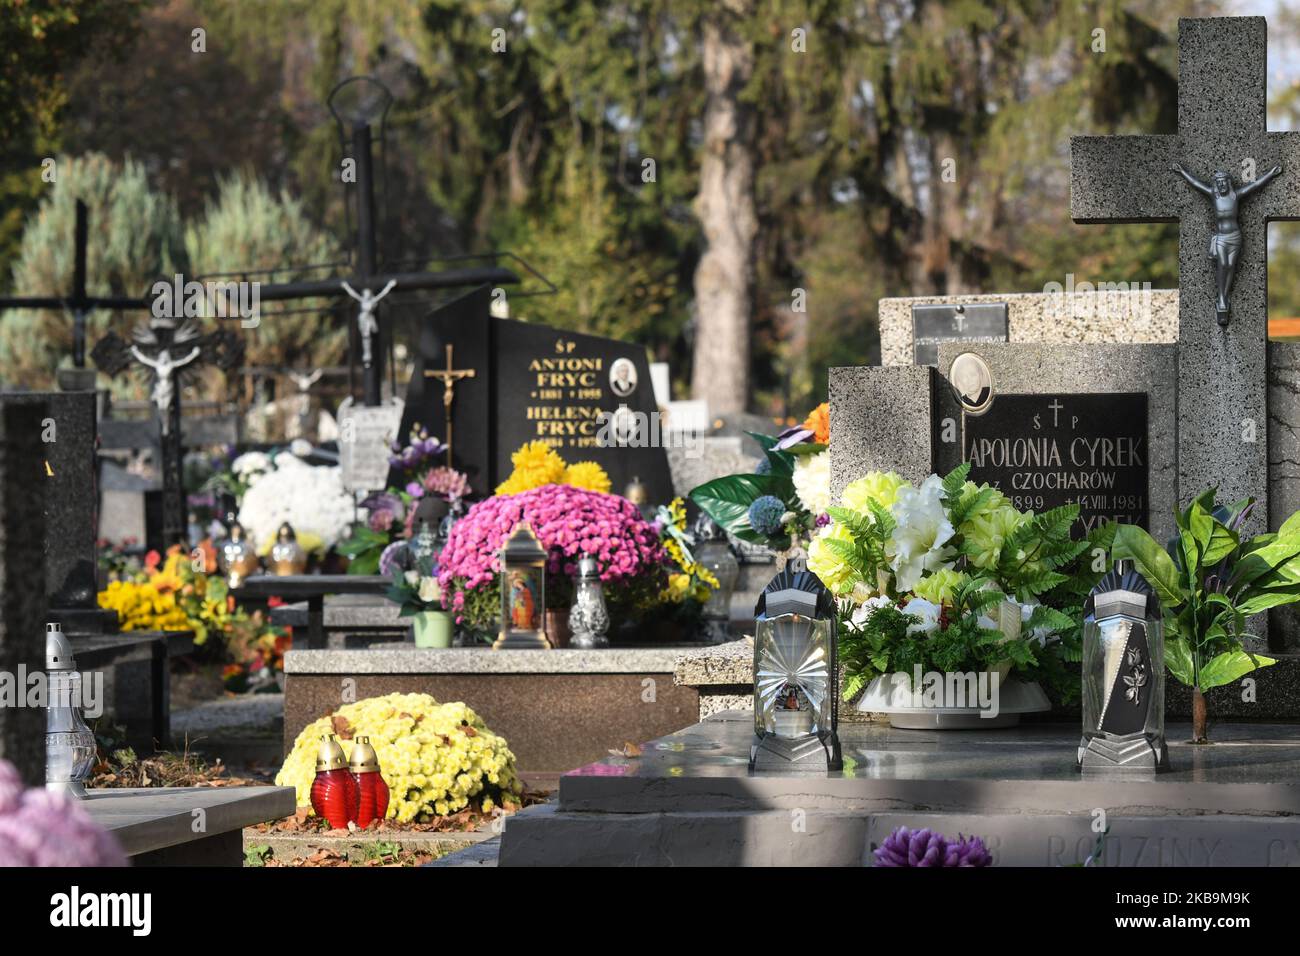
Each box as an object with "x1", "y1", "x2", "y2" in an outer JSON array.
[
  {"x1": 311, "y1": 734, "x2": 359, "y2": 828},
  {"x1": 349, "y1": 735, "x2": 390, "y2": 827}
]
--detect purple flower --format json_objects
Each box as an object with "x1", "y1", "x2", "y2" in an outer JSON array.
[
  {"x1": 438, "y1": 485, "x2": 668, "y2": 594},
  {"x1": 0, "y1": 760, "x2": 126, "y2": 866},
  {"x1": 944, "y1": 834, "x2": 993, "y2": 867},
  {"x1": 872, "y1": 826, "x2": 992, "y2": 867},
  {"x1": 378, "y1": 539, "x2": 408, "y2": 576},
  {"x1": 815, "y1": 512, "x2": 831, "y2": 527},
  {"x1": 773, "y1": 425, "x2": 815, "y2": 450}
]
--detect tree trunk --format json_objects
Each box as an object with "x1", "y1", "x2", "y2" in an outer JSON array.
[
  {"x1": 690, "y1": 1, "x2": 756, "y2": 418},
  {"x1": 1192, "y1": 686, "x2": 1209, "y2": 743}
]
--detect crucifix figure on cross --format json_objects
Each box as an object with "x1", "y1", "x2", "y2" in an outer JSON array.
[
  {"x1": 1172, "y1": 161, "x2": 1283, "y2": 325},
  {"x1": 341, "y1": 279, "x2": 397, "y2": 370},
  {"x1": 129, "y1": 343, "x2": 202, "y2": 433}
]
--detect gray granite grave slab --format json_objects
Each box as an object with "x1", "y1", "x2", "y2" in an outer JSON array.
[
  {"x1": 828, "y1": 365, "x2": 936, "y2": 500},
  {"x1": 83, "y1": 784, "x2": 294, "y2": 863},
  {"x1": 555, "y1": 713, "x2": 1300, "y2": 816},
  {"x1": 286, "y1": 645, "x2": 706, "y2": 675},
  {"x1": 667, "y1": 436, "x2": 757, "y2": 498},
  {"x1": 495, "y1": 712, "x2": 1300, "y2": 866},
  {"x1": 880, "y1": 290, "x2": 1178, "y2": 368}
]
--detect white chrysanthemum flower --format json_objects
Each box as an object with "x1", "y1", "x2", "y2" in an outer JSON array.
[
  {"x1": 791, "y1": 450, "x2": 831, "y2": 516},
  {"x1": 238, "y1": 461, "x2": 353, "y2": 550},
  {"x1": 887, "y1": 475, "x2": 955, "y2": 592},
  {"x1": 232, "y1": 451, "x2": 272, "y2": 476}
]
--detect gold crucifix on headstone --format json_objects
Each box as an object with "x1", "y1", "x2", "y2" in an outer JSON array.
[{"x1": 424, "y1": 344, "x2": 476, "y2": 465}]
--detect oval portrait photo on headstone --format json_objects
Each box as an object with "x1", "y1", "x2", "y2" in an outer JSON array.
[
  {"x1": 609, "y1": 357, "x2": 638, "y2": 397},
  {"x1": 949, "y1": 351, "x2": 994, "y2": 415}
]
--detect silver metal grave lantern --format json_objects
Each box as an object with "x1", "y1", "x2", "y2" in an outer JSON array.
[
  {"x1": 750, "y1": 558, "x2": 841, "y2": 773},
  {"x1": 494, "y1": 522, "x2": 550, "y2": 650},
  {"x1": 1079, "y1": 560, "x2": 1168, "y2": 772},
  {"x1": 568, "y1": 553, "x2": 610, "y2": 649},
  {"x1": 45, "y1": 623, "x2": 96, "y2": 797}
]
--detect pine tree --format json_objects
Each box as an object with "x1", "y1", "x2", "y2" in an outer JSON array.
[{"x1": 0, "y1": 152, "x2": 184, "y2": 388}]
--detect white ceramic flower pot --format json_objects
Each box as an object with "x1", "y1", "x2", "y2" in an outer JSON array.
[{"x1": 855, "y1": 671, "x2": 1051, "y2": 730}]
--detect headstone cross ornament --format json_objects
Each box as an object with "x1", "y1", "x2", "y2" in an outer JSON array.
[
  {"x1": 1070, "y1": 15, "x2": 1300, "y2": 535},
  {"x1": 1171, "y1": 162, "x2": 1283, "y2": 326},
  {"x1": 423, "y1": 343, "x2": 476, "y2": 465}
]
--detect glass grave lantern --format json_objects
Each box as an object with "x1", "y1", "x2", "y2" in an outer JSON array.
[
  {"x1": 1079, "y1": 560, "x2": 1169, "y2": 772},
  {"x1": 494, "y1": 522, "x2": 550, "y2": 650},
  {"x1": 750, "y1": 558, "x2": 842, "y2": 773},
  {"x1": 45, "y1": 623, "x2": 95, "y2": 797}
]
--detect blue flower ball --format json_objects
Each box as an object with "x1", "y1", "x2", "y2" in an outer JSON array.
[{"x1": 747, "y1": 495, "x2": 786, "y2": 536}]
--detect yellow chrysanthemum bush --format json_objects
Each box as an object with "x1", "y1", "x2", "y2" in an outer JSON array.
[
  {"x1": 495, "y1": 440, "x2": 611, "y2": 495},
  {"x1": 276, "y1": 693, "x2": 522, "y2": 822},
  {"x1": 562, "y1": 460, "x2": 612, "y2": 493},
  {"x1": 97, "y1": 580, "x2": 191, "y2": 631},
  {"x1": 495, "y1": 440, "x2": 566, "y2": 494}
]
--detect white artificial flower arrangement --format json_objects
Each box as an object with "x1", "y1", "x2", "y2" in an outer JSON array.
[
  {"x1": 811, "y1": 464, "x2": 1100, "y2": 704},
  {"x1": 231, "y1": 450, "x2": 274, "y2": 488},
  {"x1": 237, "y1": 455, "x2": 354, "y2": 551}
]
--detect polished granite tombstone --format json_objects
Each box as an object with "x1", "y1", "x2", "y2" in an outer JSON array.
[
  {"x1": 497, "y1": 711, "x2": 1300, "y2": 866},
  {"x1": 83, "y1": 784, "x2": 294, "y2": 866}
]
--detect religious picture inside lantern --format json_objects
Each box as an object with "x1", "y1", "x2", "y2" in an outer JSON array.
[
  {"x1": 494, "y1": 522, "x2": 550, "y2": 649},
  {"x1": 507, "y1": 569, "x2": 540, "y2": 631}
]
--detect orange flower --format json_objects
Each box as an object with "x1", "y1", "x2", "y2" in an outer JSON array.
[
  {"x1": 197, "y1": 539, "x2": 218, "y2": 573},
  {"x1": 801, "y1": 402, "x2": 830, "y2": 444}
]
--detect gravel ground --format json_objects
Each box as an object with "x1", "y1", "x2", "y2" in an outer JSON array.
[{"x1": 173, "y1": 694, "x2": 285, "y2": 736}]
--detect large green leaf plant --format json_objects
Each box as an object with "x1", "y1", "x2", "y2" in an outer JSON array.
[{"x1": 1111, "y1": 490, "x2": 1299, "y2": 741}]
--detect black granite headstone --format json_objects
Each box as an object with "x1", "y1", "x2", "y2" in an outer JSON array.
[
  {"x1": 912, "y1": 303, "x2": 1008, "y2": 366},
  {"x1": 0, "y1": 402, "x2": 49, "y2": 783},
  {"x1": 0, "y1": 391, "x2": 116, "y2": 633},
  {"x1": 398, "y1": 286, "x2": 674, "y2": 502},
  {"x1": 963, "y1": 392, "x2": 1149, "y2": 536}
]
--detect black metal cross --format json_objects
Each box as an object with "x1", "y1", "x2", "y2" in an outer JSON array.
[
  {"x1": 0, "y1": 200, "x2": 151, "y2": 368},
  {"x1": 93, "y1": 317, "x2": 244, "y2": 546}
]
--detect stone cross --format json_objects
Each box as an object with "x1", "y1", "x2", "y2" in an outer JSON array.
[{"x1": 1071, "y1": 16, "x2": 1300, "y2": 534}]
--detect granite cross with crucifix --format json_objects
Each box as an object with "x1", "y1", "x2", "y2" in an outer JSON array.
[{"x1": 1071, "y1": 16, "x2": 1300, "y2": 536}]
